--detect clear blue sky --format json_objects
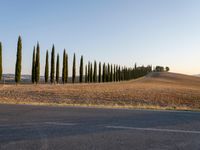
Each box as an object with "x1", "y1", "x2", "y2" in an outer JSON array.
[{"x1": 0, "y1": 0, "x2": 200, "y2": 75}]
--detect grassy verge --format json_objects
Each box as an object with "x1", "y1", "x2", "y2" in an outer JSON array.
[{"x1": 0, "y1": 100, "x2": 198, "y2": 112}]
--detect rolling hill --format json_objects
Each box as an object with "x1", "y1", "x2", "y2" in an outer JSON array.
[{"x1": 0, "y1": 72, "x2": 200, "y2": 110}]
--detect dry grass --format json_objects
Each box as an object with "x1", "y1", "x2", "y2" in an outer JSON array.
[{"x1": 0, "y1": 72, "x2": 200, "y2": 110}]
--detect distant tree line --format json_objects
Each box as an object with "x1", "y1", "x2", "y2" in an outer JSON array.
[
  {"x1": 0, "y1": 36, "x2": 170, "y2": 84},
  {"x1": 153, "y1": 66, "x2": 170, "y2": 72}
]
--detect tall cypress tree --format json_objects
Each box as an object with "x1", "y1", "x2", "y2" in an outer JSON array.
[
  {"x1": 123, "y1": 67, "x2": 126, "y2": 81},
  {"x1": 31, "y1": 47, "x2": 36, "y2": 83},
  {"x1": 62, "y1": 50, "x2": 66, "y2": 84},
  {"x1": 103, "y1": 63, "x2": 106, "y2": 82},
  {"x1": 116, "y1": 65, "x2": 118, "y2": 82},
  {"x1": 106, "y1": 65, "x2": 108, "y2": 82},
  {"x1": 90, "y1": 63, "x2": 93, "y2": 82},
  {"x1": 88, "y1": 62, "x2": 90, "y2": 83},
  {"x1": 65, "y1": 53, "x2": 68, "y2": 83},
  {"x1": 35, "y1": 42, "x2": 40, "y2": 84},
  {"x1": 15, "y1": 36, "x2": 22, "y2": 84},
  {"x1": 72, "y1": 53, "x2": 76, "y2": 83},
  {"x1": 98, "y1": 62, "x2": 101, "y2": 83},
  {"x1": 85, "y1": 65, "x2": 88, "y2": 83},
  {"x1": 111, "y1": 64, "x2": 113, "y2": 82},
  {"x1": 0, "y1": 42, "x2": 2, "y2": 81},
  {"x1": 44, "y1": 50, "x2": 49, "y2": 83},
  {"x1": 79, "y1": 55, "x2": 83, "y2": 83},
  {"x1": 107, "y1": 63, "x2": 110, "y2": 82},
  {"x1": 50, "y1": 45, "x2": 55, "y2": 84},
  {"x1": 114, "y1": 64, "x2": 116, "y2": 82},
  {"x1": 93, "y1": 61, "x2": 97, "y2": 82},
  {"x1": 119, "y1": 66, "x2": 121, "y2": 82},
  {"x1": 56, "y1": 54, "x2": 59, "y2": 84}
]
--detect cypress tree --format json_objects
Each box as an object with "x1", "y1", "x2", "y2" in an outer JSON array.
[
  {"x1": 15, "y1": 36, "x2": 22, "y2": 84},
  {"x1": 103, "y1": 63, "x2": 106, "y2": 82},
  {"x1": 93, "y1": 61, "x2": 97, "y2": 82},
  {"x1": 35, "y1": 42, "x2": 40, "y2": 84},
  {"x1": 31, "y1": 47, "x2": 36, "y2": 83},
  {"x1": 85, "y1": 65, "x2": 88, "y2": 83},
  {"x1": 119, "y1": 66, "x2": 121, "y2": 82},
  {"x1": 114, "y1": 65, "x2": 116, "y2": 82},
  {"x1": 121, "y1": 67, "x2": 124, "y2": 81},
  {"x1": 79, "y1": 55, "x2": 83, "y2": 83},
  {"x1": 44, "y1": 50, "x2": 49, "y2": 83},
  {"x1": 56, "y1": 54, "x2": 59, "y2": 84},
  {"x1": 105, "y1": 64, "x2": 108, "y2": 82},
  {"x1": 50, "y1": 45, "x2": 55, "y2": 84},
  {"x1": 116, "y1": 65, "x2": 118, "y2": 82},
  {"x1": 72, "y1": 53, "x2": 76, "y2": 83},
  {"x1": 90, "y1": 63, "x2": 93, "y2": 82},
  {"x1": 123, "y1": 67, "x2": 126, "y2": 81},
  {"x1": 0, "y1": 42, "x2": 2, "y2": 81},
  {"x1": 65, "y1": 53, "x2": 68, "y2": 83},
  {"x1": 107, "y1": 63, "x2": 110, "y2": 82},
  {"x1": 98, "y1": 62, "x2": 101, "y2": 83},
  {"x1": 88, "y1": 62, "x2": 90, "y2": 83},
  {"x1": 111, "y1": 64, "x2": 113, "y2": 82},
  {"x1": 62, "y1": 50, "x2": 66, "y2": 84}
]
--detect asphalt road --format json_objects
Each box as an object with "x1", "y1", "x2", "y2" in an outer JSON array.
[{"x1": 0, "y1": 104, "x2": 200, "y2": 150}]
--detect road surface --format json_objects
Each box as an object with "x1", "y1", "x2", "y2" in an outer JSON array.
[{"x1": 0, "y1": 104, "x2": 200, "y2": 150}]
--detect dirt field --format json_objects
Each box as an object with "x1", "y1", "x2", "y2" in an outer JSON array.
[{"x1": 0, "y1": 72, "x2": 200, "y2": 110}]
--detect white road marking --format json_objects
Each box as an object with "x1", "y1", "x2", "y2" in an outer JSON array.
[
  {"x1": 105, "y1": 125, "x2": 200, "y2": 134},
  {"x1": 44, "y1": 122, "x2": 76, "y2": 126}
]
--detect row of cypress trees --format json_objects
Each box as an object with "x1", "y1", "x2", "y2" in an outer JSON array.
[
  {"x1": 0, "y1": 36, "x2": 152, "y2": 84},
  {"x1": 35, "y1": 47, "x2": 149, "y2": 84}
]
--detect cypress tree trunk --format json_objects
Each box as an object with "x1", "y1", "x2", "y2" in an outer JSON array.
[
  {"x1": 98, "y1": 62, "x2": 101, "y2": 83},
  {"x1": 62, "y1": 50, "x2": 66, "y2": 84},
  {"x1": 79, "y1": 55, "x2": 83, "y2": 83},
  {"x1": 65, "y1": 53, "x2": 68, "y2": 83},
  {"x1": 85, "y1": 65, "x2": 87, "y2": 83},
  {"x1": 35, "y1": 43, "x2": 40, "y2": 84},
  {"x1": 45, "y1": 50, "x2": 49, "y2": 83},
  {"x1": 56, "y1": 54, "x2": 59, "y2": 84},
  {"x1": 15, "y1": 36, "x2": 22, "y2": 84},
  {"x1": 72, "y1": 53, "x2": 76, "y2": 83},
  {"x1": 93, "y1": 61, "x2": 97, "y2": 83},
  {"x1": 31, "y1": 47, "x2": 36, "y2": 83},
  {"x1": 50, "y1": 45, "x2": 55, "y2": 84},
  {"x1": 0, "y1": 42, "x2": 3, "y2": 81}
]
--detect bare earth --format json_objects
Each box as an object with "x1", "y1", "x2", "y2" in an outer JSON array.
[{"x1": 0, "y1": 72, "x2": 200, "y2": 110}]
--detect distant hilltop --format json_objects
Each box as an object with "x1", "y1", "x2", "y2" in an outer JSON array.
[{"x1": 194, "y1": 74, "x2": 200, "y2": 77}]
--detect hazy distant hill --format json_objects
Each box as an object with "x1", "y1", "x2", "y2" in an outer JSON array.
[
  {"x1": 1, "y1": 74, "x2": 77, "y2": 84},
  {"x1": 1, "y1": 74, "x2": 32, "y2": 84},
  {"x1": 194, "y1": 74, "x2": 200, "y2": 77}
]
